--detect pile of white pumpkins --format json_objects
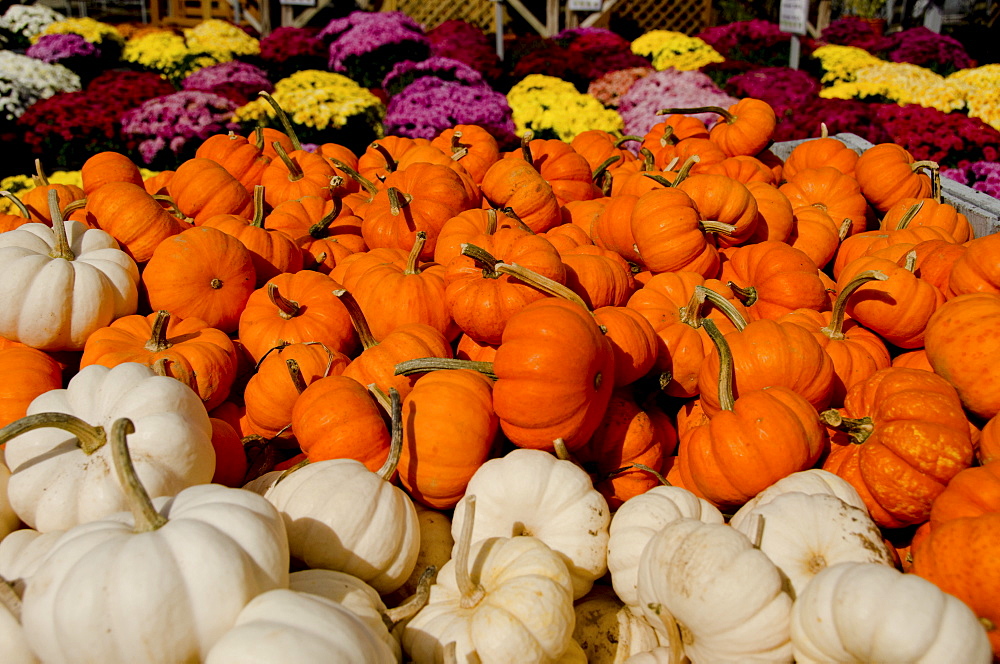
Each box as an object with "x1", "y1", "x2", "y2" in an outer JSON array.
[{"x1": 0, "y1": 358, "x2": 992, "y2": 663}]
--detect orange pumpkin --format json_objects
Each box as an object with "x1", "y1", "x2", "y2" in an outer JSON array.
[
  {"x1": 928, "y1": 461, "x2": 1000, "y2": 528},
  {"x1": 821, "y1": 367, "x2": 974, "y2": 528},
  {"x1": 504, "y1": 136, "x2": 598, "y2": 206},
  {"x1": 592, "y1": 305, "x2": 658, "y2": 387},
  {"x1": 195, "y1": 130, "x2": 271, "y2": 194},
  {"x1": 430, "y1": 124, "x2": 501, "y2": 185},
  {"x1": 630, "y1": 187, "x2": 721, "y2": 277},
  {"x1": 854, "y1": 143, "x2": 933, "y2": 212},
  {"x1": 980, "y1": 414, "x2": 1000, "y2": 465},
  {"x1": 167, "y1": 158, "x2": 252, "y2": 225},
  {"x1": 720, "y1": 241, "x2": 829, "y2": 321},
  {"x1": 0, "y1": 346, "x2": 63, "y2": 428},
  {"x1": 779, "y1": 166, "x2": 870, "y2": 237},
  {"x1": 208, "y1": 417, "x2": 247, "y2": 488},
  {"x1": 677, "y1": 173, "x2": 759, "y2": 248},
  {"x1": 85, "y1": 182, "x2": 188, "y2": 263},
  {"x1": 479, "y1": 157, "x2": 562, "y2": 233},
  {"x1": 781, "y1": 134, "x2": 858, "y2": 181},
  {"x1": 745, "y1": 181, "x2": 794, "y2": 243},
  {"x1": 947, "y1": 233, "x2": 1000, "y2": 297},
  {"x1": 880, "y1": 197, "x2": 973, "y2": 243},
  {"x1": 560, "y1": 244, "x2": 635, "y2": 309},
  {"x1": 80, "y1": 151, "x2": 144, "y2": 196}
]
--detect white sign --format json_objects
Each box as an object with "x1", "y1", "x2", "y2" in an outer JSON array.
[
  {"x1": 278, "y1": 0, "x2": 314, "y2": 6},
  {"x1": 568, "y1": 0, "x2": 603, "y2": 10},
  {"x1": 779, "y1": 0, "x2": 809, "y2": 35}
]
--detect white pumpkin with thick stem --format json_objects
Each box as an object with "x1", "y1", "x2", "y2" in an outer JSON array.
[
  {"x1": 19, "y1": 418, "x2": 289, "y2": 664},
  {"x1": 791, "y1": 562, "x2": 992, "y2": 663},
  {"x1": 253, "y1": 389, "x2": 419, "y2": 595},
  {"x1": 636, "y1": 518, "x2": 793, "y2": 663},
  {"x1": 607, "y1": 485, "x2": 723, "y2": 608},
  {"x1": 728, "y1": 468, "x2": 868, "y2": 531},
  {"x1": 403, "y1": 495, "x2": 577, "y2": 663},
  {"x1": 0, "y1": 362, "x2": 215, "y2": 532},
  {"x1": 730, "y1": 492, "x2": 894, "y2": 597},
  {"x1": 450, "y1": 447, "x2": 610, "y2": 600},
  {"x1": 205, "y1": 588, "x2": 397, "y2": 663},
  {"x1": 0, "y1": 189, "x2": 139, "y2": 351}
]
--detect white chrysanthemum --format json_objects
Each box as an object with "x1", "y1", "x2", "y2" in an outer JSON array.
[{"x1": 0, "y1": 50, "x2": 80, "y2": 121}]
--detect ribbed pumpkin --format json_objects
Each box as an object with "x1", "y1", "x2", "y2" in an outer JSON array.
[
  {"x1": 85, "y1": 181, "x2": 188, "y2": 264},
  {"x1": 195, "y1": 130, "x2": 271, "y2": 194},
  {"x1": 142, "y1": 226, "x2": 256, "y2": 334},
  {"x1": 981, "y1": 414, "x2": 1000, "y2": 465},
  {"x1": 928, "y1": 461, "x2": 1000, "y2": 528},
  {"x1": 821, "y1": 367, "x2": 974, "y2": 528},
  {"x1": 589, "y1": 194, "x2": 642, "y2": 267},
  {"x1": 80, "y1": 310, "x2": 238, "y2": 411},
  {"x1": 167, "y1": 158, "x2": 253, "y2": 225},
  {"x1": 80, "y1": 151, "x2": 144, "y2": 196},
  {"x1": 21, "y1": 160, "x2": 85, "y2": 224},
  {"x1": 430, "y1": 124, "x2": 501, "y2": 185},
  {"x1": 746, "y1": 181, "x2": 794, "y2": 243},
  {"x1": 630, "y1": 187, "x2": 721, "y2": 277},
  {"x1": 591, "y1": 306, "x2": 658, "y2": 387},
  {"x1": 504, "y1": 136, "x2": 599, "y2": 206},
  {"x1": 479, "y1": 157, "x2": 562, "y2": 233},
  {"x1": 397, "y1": 369, "x2": 498, "y2": 510},
  {"x1": 433, "y1": 208, "x2": 525, "y2": 265},
  {"x1": 677, "y1": 173, "x2": 759, "y2": 248},
  {"x1": 0, "y1": 346, "x2": 63, "y2": 428},
  {"x1": 779, "y1": 166, "x2": 870, "y2": 237},
  {"x1": 491, "y1": 297, "x2": 614, "y2": 452},
  {"x1": 264, "y1": 196, "x2": 366, "y2": 274},
  {"x1": 947, "y1": 233, "x2": 1000, "y2": 297},
  {"x1": 720, "y1": 240, "x2": 829, "y2": 321},
  {"x1": 880, "y1": 197, "x2": 973, "y2": 243},
  {"x1": 781, "y1": 133, "x2": 858, "y2": 180},
  {"x1": 560, "y1": 245, "x2": 636, "y2": 309},
  {"x1": 924, "y1": 292, "x2": 1000, "y2": 420},
  {"x1": 855, "y1": 143, "x2": 933, "y2": 212},
  {"x1": 787, "y1": 205, "x2": 848, "y2": 270}
]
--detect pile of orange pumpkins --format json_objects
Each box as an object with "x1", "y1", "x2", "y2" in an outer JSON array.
[{"x1": 0, "y1": 93, "x2": 997, "y2": 663}]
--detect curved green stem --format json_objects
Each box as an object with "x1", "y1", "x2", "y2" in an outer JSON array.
[
  {"x1": 820, "y1": 409, "x2": 874, "y2": 445},
  {"x1": 697, "y1": 286, "x2": 748, "y2": 331},
  {"x1": 658, "y1": 105, "x2": 734, "y2": 124},
  {"x1": 0, "y1": 412, "x2": 106, "y2": 455},
  {"x1": 250, "y1": 185, "x2": 266, "y2": 228},
  {"x1": 272, "y1": 142, "x2": 303, "y2": 182},
  {"x1": 456, "y1": 495, "x2": 485, "y2": 609},
  {"x1": 375, "y1": 388, "x2": 403, "y2": 481},
  {"x1": 308, "y1": 198, "x2": 344, "y2": 239},
  {"x1": 334, "y1": 289, "x2": 378, "y2": 350},
  {"x1": 394, "y1": 357, "x2": 496, "y2": 380},
  {"x1": 258, "y1": 91, "x2": 301, "y2": 151},
  {"x1": 701, "y1": 319, "x2": 735, "y2": 412},
  {"x1": 820, "y1": 270, "x2": 887, "y2": 340},
  {"x1": 329, "y1": 159, "x2": 379, "y2": 196},
  {"x1": 727, "y1": 281, "x2": 757, "y2": 307},
  {"x1": 404, "y1": 231, "x2": 426, "y2": 275},
  {"x1": 286, "y1": 358, "x2": 308, "y2": 394},
  {"x1": 369, "y1": 142, "x2": 399, "y2": 174},
  {"x1": 109, "y1": 418, "x2": 168, "y2": 533},
  {"x1": 47, "y1": 189, "x2": 74, "y2": 261},
  {"x1": 268, "y1": 282, "x2": 301, "y2": 320},
  {"x1": 894, "y1": 201, "x2": 924, "y2": 230},
  {"x1": 0, "y1": 191, "x2": 30, "y2": 218}
]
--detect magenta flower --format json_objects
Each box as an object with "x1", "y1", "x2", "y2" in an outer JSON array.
[
  {"x1": 319, "y1": 11, "x2": 430, "y2": 88},
  {"x1": 618, "y1": 68, "x2": 739, "y2": 137},
  {"x1": 120, "y1": 91, "x2": 239, "y2": 167},
  {"x1": 382, "y1": 56, "x2": 486, "y2": 96},
  {"x1": 182, "y1": 60, "x2": 272, "y2": 105},
  {"x1": 427, "y1": 19, "x2": 503, "y2": 83}
]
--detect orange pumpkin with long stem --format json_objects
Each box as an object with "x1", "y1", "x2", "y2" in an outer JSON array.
[
  {"x1": 357, "y1": 135, "x2": 430, "y2": 183},
  {"x1": 821, "y1": 367, "x2": 974, "y2": 528},
  {"x1": 398, "y1": 368, "x2": 498, "y2": 509},
  {"x1": 433, "y1": 207, "x2": 526, "y2": 265},
  {"x1": 479, "y1": 156, "x2": 562, "y2": 233},
  {"x1": 881, "y1": 197, "x2": 972, "y2": 243},
  {"x1": 627, "y1": 272, "x2": 748, "y2": 398},
  {"x1": 907, "y1": 238, "x2": 967, "y2": 295},
  {"x1": 503, "y1": 132, "x2": 599, "y2": 206},
  {"x1": 243, "y1": 342, "x2": 349, "y2": 440},
  {"x1": 351, "y1": 232, "x2": 458, "y2": 341},
  {"x1": 570, "y1": 130, "x2": 640, "y2": 174},
  {"x1": 237, "y1": 269, "x2": 357, "y2": 362},
  {"x1": 201, "y1": 185, "x2": 304, "y2": 286},
  {"x1": 166, "y1": 157, "x2": 252, "y2": 225},
  {"x1": 779, "y1": 270, "x2": 892, "y2": 406},
  {"x1": 678, "y1": 173, "x2": 759, "y2": 248},
  {"x1": 265, "y1": 195, "x2": 366, "y2": 274},
  {"x1": 195, "y1": 129, "x2": 272, "y2": 194},
  {"x1": 675, "y1": 319, "x2": 825, "y2": 509},
  {"x1": 80, "y1": 309, "x2": 238, "y2": 411},
  {"x1": 142, "y1": 226, "x2": 256, "y2": 334}
]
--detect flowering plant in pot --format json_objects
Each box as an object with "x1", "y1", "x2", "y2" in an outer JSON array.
[
  {"x1": 256, "y1": 26, "x2": 326, "y2": 81},
  {"x1": 25, "y1": 33, "x2": 103, "y2": 85},
  {"x1": 427, "y1": 19, "x2": 503, "y2": 85},
  {"x1": 384, "y1": 77, "x2": 517, "y2": 146},
  {"x1": 319, "y1": 11, "x2": 430, "y2": 89},
  {"x1": 0, "y1": 3, "x2": 65, "y2": 49},
  {"x1": 182, "y1": 61, "x2": 273, "y2": 106},
  {"x1": 506, "y1": 73, "x2": 623, "y2": 141},
  {"x1": 382, "y1": 57, "x2": 487, "y2": 97}
]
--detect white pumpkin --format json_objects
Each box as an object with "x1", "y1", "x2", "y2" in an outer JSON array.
[
  {"x1": 0, "y1": 579, "x2": 38, "y2": 664},
  {"x1": 573, "y1": 585, "x2": 670, "y2": 664},
  {"x1": 623, "y1": 646, "x2": 688, "y2": 664},
  {"x1": 1, "y1": 362, "x2": 215, "y2": 532},
  {"x1": 204, "y1": 588, "x2": 397, "y2": 663},
  {"x1": 607, "y1": 485, "x2": 723, "y2": 608},
  {"x1": 0, "y1": 191, "x2": 138, "y2": 351},
  {"x1": 451, "y1": 448, "x2": 610, "y2": 599},
  {"x1": 403, "y1": 496, "x2": 577, "y2": 664},
  {"x1": 791, "y1": 562, "x2": 992, "y2": 663},
  {"x1": 729, "y1": 468, "x2": 868, "y2": 531},
  {"x1": 0, "y1": 453, "x2": 21, "y2": 541},
  {"x1": 731, "y1": 492, "x2": 894, "y2": 597},
  {"x1": 636, "y1": 518, "x2": 793, "y2": 663},
  {"x1": 0, "y1": 528, "x2": 62, "y2": 596},
  {"x1": 289, "y1": 568, "x2": 402, "y2": 662},
  {"x1": 19, "y1": 418, "x2": 289, "y2": 664},
  {"x1": 256, "y1": 390, "x2": 419, "y2": 595}
]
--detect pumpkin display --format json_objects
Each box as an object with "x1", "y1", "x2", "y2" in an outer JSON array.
[
  {"x1": 791, "y1": 562, "x2": 992, "y2": 664},
  {"x1": 0, "y1": 190, "x2": 140, "y2": 351},
  {"x1": 948, "y1": 233, "x2": 1000, "y2": 296}
]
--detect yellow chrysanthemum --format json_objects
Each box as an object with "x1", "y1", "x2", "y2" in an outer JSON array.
[
  {"x1": 507, "y1": 74, "x2": 623, "y2": 142},
  {"x1": 235, "y1": 70, "x2": 384, "y2": 132},
  {"x1": 811, "y1": 44, "x2": 883, "y2": 84},
  {"x1": 123, "y1": 30, "x2": 223, "y2": 82},
  {"x1": 949, "y1": 64, "x2": 1000, "y2": 130},
  {"x1": 630, "y1": 30, "x2": 724, "y2": 71},
  {"x1": 820, "y1": 61, "x2": 970, "y2": 113},
  {"x1": 184, "y1": 19, "x2": 259, "y2": 59},
  {"x1": 32, "y1": 17, "x2": 124, "y2": 45}
]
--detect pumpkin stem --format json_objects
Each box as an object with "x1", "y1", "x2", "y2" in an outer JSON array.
[
  {"x1": 109, "y1": 418, "x2": 168, "y2": 533},
  {"x1": 671, "y1": 155, "x2": 699, "y2": 187},
  {"x1": 382, "y1": 565, "x2": 437, "y2": 629},
  {"x1": 367, "y1": 382, "x2": 392, "y2": 413},
  {"x1": 820, "y1": 409, "x2": 874, "y2": 445},
  {"x1": 308, "y1": 198, "x2": 344, "y2": 238},
  {"x1": 47, "y1": 189, "x2": 75, "y2": 261},
  {"x1": 286, "y1": 358, "x2": 308, "y2": 394},
  {"x1": 250, "y1": 185, "x2": 266, "y2": 228},
  {"x1": 752, "y1": 514, "x2": 766, "y2": 549},
  {"x1": 330, "y1": 158, "x2": 379, "y2": 196},
  {"x1": 456, "y1": 495, "x2": 486, "y2": 609},
  {"x1": 151, "y1": 357, "x2": 199, "y2": 396},
  {"x1": 642, "y1": 173, "x2": 675, "y2": 188},
  {"x1": 553, "y1": 438, "x2": 572, "y2": 461},
  {"x1": 387, "y1": 187, "x2": 412, "y2": 217},
  {"x1": 272, "y1": 142, "x2": 304, "y2": 182},
  {"x1": 609, "y1": 463, "x2": 671, "y2": 487},
  {"x1": 494, "y1": 262, "x2": 591, "y2": 312},
  {"x1": 820, "y1": 122, "x2": 829, "y2": 139},
  {"x1": 894, "y1": 201, "x2": 925, "y2": 230},
  {"x1": 144, "y1": 310, "x2": 173, "y2": 352},
  {"x1": 726, "y1": 281, "x2": 757, "y2": 308},
  {"x1": 252, "y1": 126, "x2": 265, "y2": 151},
  {"x1": 615, "y1": 135, "x2": 643, "y2": 148},
  {"x1": 267, "y1": 282, "x2": 301, "y2": 320},
  {"x1": 519, "y1": 130, "x2": 534, "y2": 166},
  {"x1": 375, "y1": 387, "x2": 403, "y2": 481},
  {"x1": 0, "y1": 191, "x2": 30, "y2": 219},
  {"x1": 838, "y1": 218, "x2": 852, "y2": 241},
  {"x1": 461, "y1": 242, "x2": 501, "y2": 277},
  {"x1": 700, "y1": 220, "x2": 737, "y2": 236},
  {"x1": 369, "y1": 142, "x2": 399, "y2": 174},
  {"x1": 902, "y1": 250, "x2": 917, "y2": 273},
  {"x1": 257, "y1": 91, "x2": 301, "y2": 151},
  {"x1": 701, "y1": 319, "x2": 735, "y2": 412},
  {"x1": 151, "y1": 194, "x2": 190, "y2": 223},
  {"x1": 697, "y1": 285, "x2": 748, "y2": 331},
  {"x1": 639, "y1": 147, "x2": 657, "y2": 171},
  {"x1": 32, "y1": 158, "x2": 50, "y2": 187},
  {"x1": 394, "y1": 357, "x2": 497, "y2": 380},
  {"x1": 980, "y1": 617, "x2": 996, "y2": 633},
  {"x1": 483, "y1": 208, "x2": 499, "y2": 235},
  {"x1": 821, "y1": 270, "x2": 887, "y2": 340},
  {"x1": 0, "y1": 576, "x2": 21, "y2": 621},
  {"x1": 679, "y1": 286, "x2": 708, "y2": 327},
  {"x1": 658, "y1": 125, "x2": 676, "y2": 147},
  {"x1": 404, "y1": 231, "x2": 426, "y2": 275},
  {"x1": 658, "y1": 106, "x2": 735, "y2": 124},
  {"x1": 449, "y1": 130, "x2": 470, "y2": 154},
  {"x1": 0, "y1": 411, "x2": 107, "y2": 455},
  {"x1": 500, "y1": 207, "x2": 534, "y2": 233},
  {"x1": 911, "y1": 161, "x2": 940, "y2": 202},
  {"x1": 334, "y1": 288, "x2": 378, "y2": 350},
  {"x1": 592, "y1": 155, "x2": 621, "y2": 185}
]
